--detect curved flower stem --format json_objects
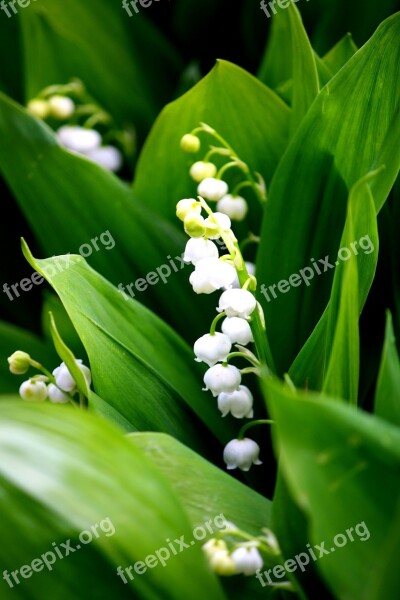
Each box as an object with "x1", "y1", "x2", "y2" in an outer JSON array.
[
  {"x1": 210, "y1": 312, "x2": 226, "y2": 336},
  {"x1": 225, "y1": 352, "x2": 260, "y2": 367},
  {"x1": 192, "y1": 123, "x2": 267, "y2": 205},
  {"x1": 238, "y1": 419, "x2": 274, "y2": 440}
]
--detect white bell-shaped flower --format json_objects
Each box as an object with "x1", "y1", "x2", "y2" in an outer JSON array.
[
  {"x1": 221, "y1": 317, "x2": 254, "y2": 345},
  {"x1": 47, "y1": 383, "x2": 71, "y2": 404},
  {"x1": 203, "y1": 364, "x2": 241, "y2": 397},
  {"x1": 189, "y1": 258, "x2": 236, "y2": 294},
  {"x1": 184, "y1": 212, "x2": 206, "y2": 238},
  {"x1": 217, "y1": 194, "x2": 248, "y2": 221},
  {"x1": 53, "y1": 360, "x2": 91, "y2": 393},
  {"x1": 48, "y1": 95, "x2": 75, "y2": 119},
  {"x1": 190, "y1": 161, "x2": 217, "y2": 182},
  {"x1": 203, "y1": 539, "x2": 237, "y2": 576},
  {"x1": 194, "y1": 333, "x2": 231, "y2": 367},
  {"x1": 218, "y1": 289, "x2": 257, "y2": 319},
  {"x1": 86, "y1": 146, "x2": 123, "y2": 172},
  {"x1": 204, "y1": 212, "x2": 232, "y2": 240},
  {"x1": 19, "y1": 379, "x2": 48, "y2": 402},
  {"x1": 57, "y1": 126, "x2": 102, "y2": 153},
  {"x1": 223, "y1": 438, "x2": 262, "y2": 471},
  {"x1": 230, "y1": 546, "x2": 263, "y2": 575},
  {"x1": 183, "y1": 238, "x2": 219, "y2": 265},
  {"x1": 198, "y1": 178, "x2": 229, "y2": 202},
  {"x1": 218, "y1": 385, "x2": 254, "y2": 418}
]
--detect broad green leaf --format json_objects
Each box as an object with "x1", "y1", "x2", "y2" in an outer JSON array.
[
  {"x1": 321, "y1": 33, "x2": 358, "y2": 75},
  {"x1": 133, "y1": 60, "x2": 290, "y2": 225},
  {"x1": 19, "y1": 0, "x2": 181, "y2": 134},
  {"x1": 290, "y1": 174, "x2": 379, "y2": 396},
  {"x1": 264, "y1": 377, "x2": 400, "y2": 600},
  {"x1": 22, "y1": 244, "x2": 238, "y2": 453},
  {"x1": 129, "y1": 432, "x2": 271, "y2": 537},
  {"x1": 0, "y1": 320, "x2": 57, "y2": 394},
  {"x1": 256, "y1": 14, "x2": 400, "y2": 373},
  {"x1": 258, "y1": 1, "x2": 320, "y2": 130},
  {"x1": 374, "y1": 311, "x2": 400, "y2": 426},
  {"x1": 0, "y1": 401, "x2": 225, "y2": 600},
  {"x1": 0, "y1": 92, "x2": 211, "y2": 342}
]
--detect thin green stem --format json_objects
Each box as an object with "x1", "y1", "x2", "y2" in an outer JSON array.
[
  {"x1": 210, "y1": 312, "x2": 226, "y2": 336},
  {"x1": 225, "y1": 352, "x2": 260, "y2": 367},
  {"x1": 238, "y1": 419, "x2": 274, "y2": 440}
]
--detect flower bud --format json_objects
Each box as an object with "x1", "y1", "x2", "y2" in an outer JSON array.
[
  {"x1": 57, "y1": 126, "x2": 102, "y2": 153},
  {"x1": 47, "y1": 383, "x2": 71, "y2": 404},
  {"x1": 19, "y1": 379, "x2": 48, "y2": 402},
  {"x1": 183, "y1": 238, "x2": 219, "y2": 265},
  {"x1": 217, "y1": 194, "x2": 248, "y2": 221},
  {"x1": 180, "y1": 134, "x2": 201, "y2": 153},
  {"x1": 223, "y1": 438, "x2": 262, "y2": 471},
  {"x1": 221, "y1": 317, "x2": 254, "y2": 345},
  {"x1": 184, "y1": 212, "x2": 206, "y2": 238},
  {"x1": 190, "y1": 162, "x2": 217, "y2": 183},
  {"x1": 230, "y1": 546, "x2": 263, "y2": 575},
  {"x1": 176, "y1": 199, "x2": 201, "y2": 222},
  {"x1": 218, "y1": 289, "x2": 257, "y2": 319},
  {"x1": 198, "y1": 178, "x2": 229, "y2": 202},
  {"x1": 86, "y1": 146, "x2": 123, "y2": 172},
  {"x1": 209, "y1": 550, "x2": 237, "y2": 576},
  {"x1": 189, "y1": 258, "x2": 236, "y2": 294},
  {"x1": 204, "y1": 213, "x2": 231, "y2": 240},
  {"x1": 7, "y1": 351, "x2": 31, "y2": 375},
  {"x1": 53, "y1": 360, "x2": 91, "y2": 393},
  {"x1": 218, "y1": 386, "x2": 254, "y2": 418},
  {"x1": 48, "y1": 95, "x2": 75, "y2": 119},
  {"x1": 203, "y1": 363, "x2": 241, "y2": 397},
  {"x1": 27, "y1": 99, "x2": 50, "y2": 119},
  {"x1": 194, "y1": 333, "x2": 231, "y2": 367}
]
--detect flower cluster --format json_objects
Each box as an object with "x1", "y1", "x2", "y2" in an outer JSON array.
[
  {"x1": 27, "y1": 80, "x2": 134, "y2": 172},
  {"x1": 7, "y1": 351, "x2": 91, "y2": 405},
  {"x1": 201, "y1": 521, "x2": 281, "y2": 579},
  {"x1": 177, "y1": 124, "x2": 270, "y2": 472}
]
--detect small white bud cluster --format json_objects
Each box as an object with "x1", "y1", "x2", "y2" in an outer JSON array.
[
  {"x1": 27, "y1": 85, "x2": 124, "y2": 172},
  {"x1": 202, "y1": 537, "x2": 264, "y2": 577},
  {"x1": 8, "y1": 351, "x2": 92, "y2": 405},
  {"x1": 180, "y1": 130, "x2": 249, "y2": 222}
]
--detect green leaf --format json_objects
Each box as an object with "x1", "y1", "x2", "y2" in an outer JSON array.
[
  {"x1": 0, "y1": 92, "x2": 209, "y2": 342},
  {"x1": 0, "y1": 401, "x2": 225, "y2": 600},
  {"x1": 22, "y1": 242, "x2": 238, "y2": 453},
  {"x1": 258, "y1": 2, "x2": 320, "y2": 132},
  {"x1": 321, "y1": 33, "x2": 358, "y2": 75},
  {"x1": 133, "y1": 60, "x2": 290, "y2": 225},
  {"x1": 19, "y1": 0, "x2": 181, "y2": 133},
  {"x1": 290, "y1": 171, "x2": 380, "y2": 400},
  {"x1": 129, "y1": 432, "x2": 271, "y2": 537},
  {"x1": 374, "y1": 310, "x2": 400, "y2": 426},
  {"x1": 264, "y1": 377, "x2": 400, "y2": 600},
  {"x1": 256, "y1": 14, "x2": 400, "y2": 373}
]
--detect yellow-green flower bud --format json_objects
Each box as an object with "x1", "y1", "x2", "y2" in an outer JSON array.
[
  {"x1": 180, "y1": 134, "x2": 201, "y2": 153},
  {"x1": 176, "y1": 199, "x2": 201, "y2": 222},
  {"x1": 27, "y1": 99, "x2": 50, "y2": 120},
  {"x1": 190, "y1": 161, "x2": 218, "y2": 183},
  {"x1": 184, "y1": 212, "x2": 206, "y2": 238},
  {"x1": 48, "y1": 95, "x2": 75, "y2": 119},
  {"x1": 7, "y1": 351, "x2": 31, "y2": 375}
]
